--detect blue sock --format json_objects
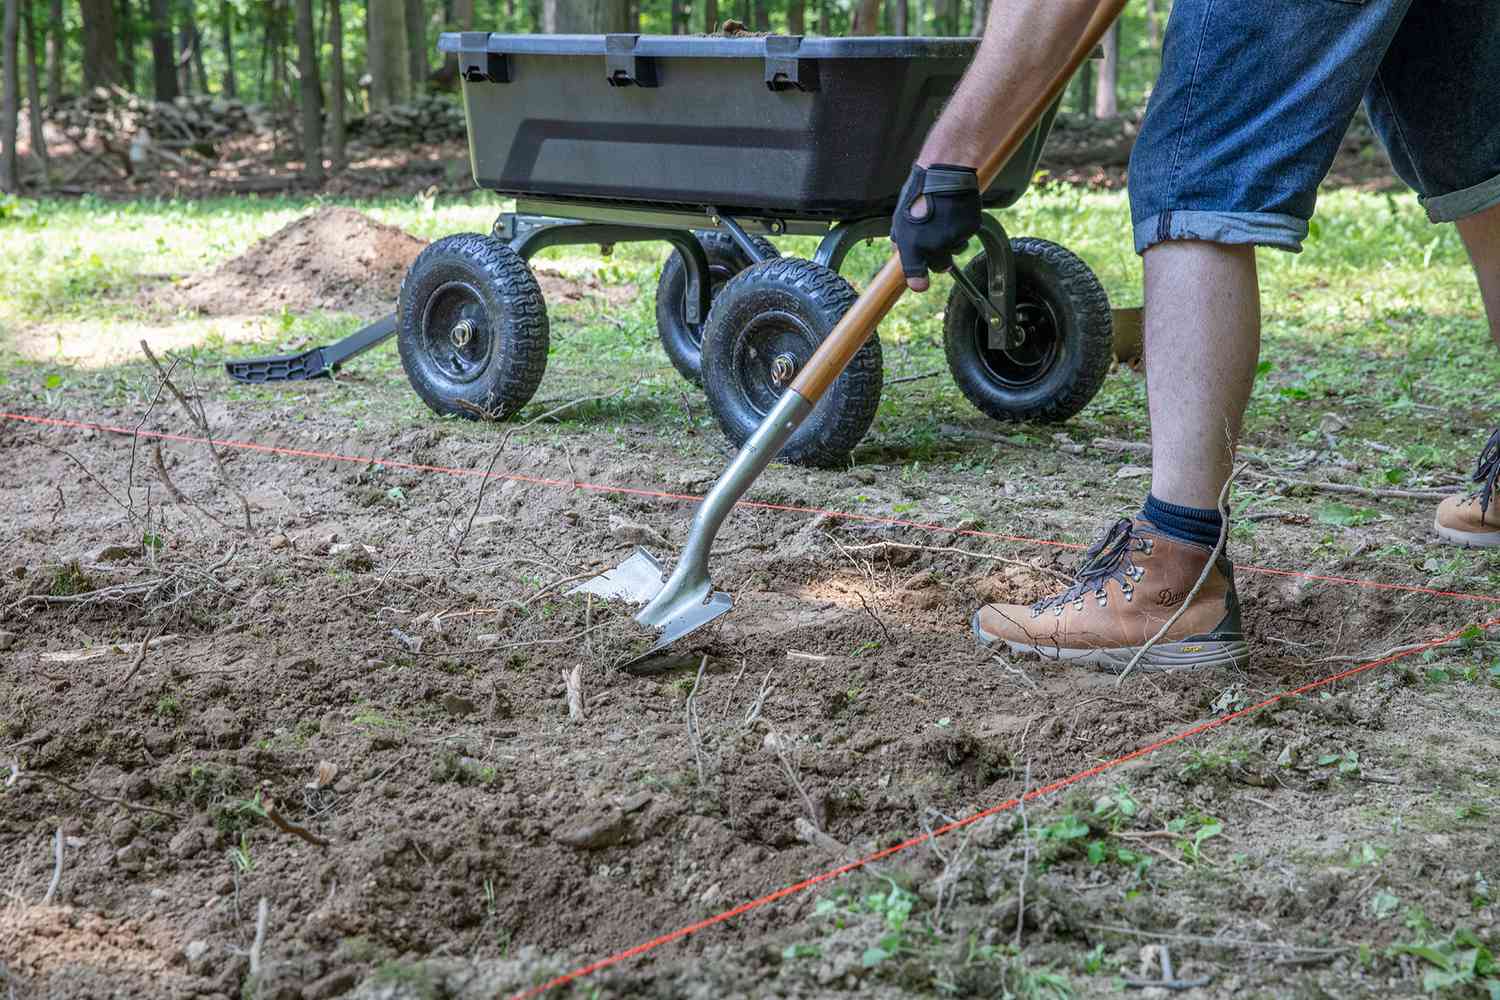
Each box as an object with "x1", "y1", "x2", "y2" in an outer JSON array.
[{"x1": 1141, "y1": 494, "x2": 1223, "y2": 548}]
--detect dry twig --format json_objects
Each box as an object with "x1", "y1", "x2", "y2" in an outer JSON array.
[
  {"x1": 24, "y1": 771, "x2": 183, "y2": 821},
  {"x1": 770, "y1": 730, "x2": 820, "y2": 832},
  {"x1": 1014, "y1": 760, "x2": 1032, "y2": 950},
  {"x1": 685, "y1": 655, "x2": 709, "y2": 786},
  {"x1": 562, "y1": 665, "x2": 586, "y2": 723},
  {"x1": 249, "y1": 897, "x2": 269, "y2": 979},
  {"x1": 1248, "y1": 469, "x2": 1456, "y2": 501},
  {"x1": 842, "y1": 540, "x2": 1072, "y2": 582}
]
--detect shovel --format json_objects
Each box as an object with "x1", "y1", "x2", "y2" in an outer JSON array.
[{"x1": 576, "y1": 0, "x2": 1127, "y2": 662}]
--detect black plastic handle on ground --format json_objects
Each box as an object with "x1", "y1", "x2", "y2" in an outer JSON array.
[{"x1": 223, "y1": 313, "x2": 398, "y2": 384}]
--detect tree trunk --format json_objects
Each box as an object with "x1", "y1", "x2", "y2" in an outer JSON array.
[
  {"x1": 1093, "y1": 20, "x2": 1118, "y2": 118},
  {"x1": 118, "y1": 0, "x2": 136, "y2": 89},
  {"x1": 46, "y1": 0, "x2": 62, "y2": 100},
  {"x1": 1146, "y1": 0, "x2": 1159, "y2": 48},
  {"x1": 148, "y1": 0, "x2": 177, "y2": 99},
  {"x1": 669, "y1": 0, "x2": 684, "y2": 32},
  {"x1": 22, "y1": 0, "x2": 47, "y2": 182},
  {"x1": 752, "y1": 0, "x2": 768, "y2": 30},
  {"x1": 432, "y1": 0, "x2": 473, "y2": 87},
  {"x1": 851, "y1": 0, "x2": 879, "y2": 34},
  {"x1": 220, "y1": 1, "x2": 237, "y2": 96},
  {"x1": 329, "y1": 0, "x2": 345, "y2": 168},
  {"x1": 1, "y1": 0, "x2": 18, "y2": 193},
  {"x1": 970, "y1": 0, "x2": 986, "y2": 36},
  {"x1": 294, "y1": 0, "x2": 323, "y2": 182},
  {"x1": 368, "y1": 0, "x2": 411, "y2": 107},
  {"x1": 816, "y1": 0, "x2": 828, "y2": 34},
  {"x1": 177, "y1": 14, "x2": 193, "y2": 94},
  {"x1": 885, "y1": 0, "x2": 906, "y2": 35},
  {"x1": 543, "y1": 0, "x2": 628, "y2": 32},
  {"x1": 702, "y1": 0, "x2": 716, "y2": 31},
  {"x1": 405, "y1": 0, "x2": 425, "y2": 93},
  {"x1": 80, "y1": 0, "x2": 122, "y2": 88},
  {"x1": 1075, "y1": 57, "x2": 1093, "y2": 115},
  {"x1": 787, "y1": 0, "x2": 804, "y2": 34}
]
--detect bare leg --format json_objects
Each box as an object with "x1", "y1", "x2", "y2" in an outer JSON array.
[
  {"x1": 1455, "y1": 201, "x2": 1500, "y2": 348},
  {"x1": 1142, "y1": 241, "x2": 1262, "y2": 509}
]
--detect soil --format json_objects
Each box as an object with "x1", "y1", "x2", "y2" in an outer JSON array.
[
  {"x1": 154, "y1": 207, "x2": 634, "y2": 325},
  {"x1": 170, "y1": 208, "x2": 430, "y2": 320},
  {"x1": 1, "y1": 370, "x2": 1496, "y2": 998}
]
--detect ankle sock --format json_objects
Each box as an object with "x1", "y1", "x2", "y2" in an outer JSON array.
[{"x1": 1141, "y1": 493, "x2": 1223, "y2": 548}]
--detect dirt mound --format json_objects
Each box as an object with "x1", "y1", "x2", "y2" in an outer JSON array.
[{"x1": 172, "y1": 206, "x2": 428, "y2": 318}]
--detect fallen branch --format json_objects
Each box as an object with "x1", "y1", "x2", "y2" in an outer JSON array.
[
  {"x1": 127, "y1": 356, "x2": 180, "y2": 519},
  {"x1": 262, "y1": 794, "x2": 331, "y2": 847},
  {"x1": 140, "y1": 341, "x2": 252, "y2": 530},
  {"x1": 886, "y1": 369, "x2": 943, "y2": 386},
  {"x1": 36, "y1": 632, "x2": 177, "y2": 665},
  {"x1": 685, "y1": 655, "x2": 708, "y2": 786},
  {"x1": 452, "y1": 389, "x2": 625, "y2": 563},
  {"x1": 114, "y1": 626, "x2": 165, "y2": 689},
  {"x1": 770, "y1": 730, "x2": 819, "y2": 832},
  {"x1": 24, "y1": 771, "x2": 183, "y2": 821},
  {"x1": 249, "y1": 897, "x2": 269, "y2": 979},
  {"x1": 1248, "y1": 470, "x2": 1457, "y2": 501}
]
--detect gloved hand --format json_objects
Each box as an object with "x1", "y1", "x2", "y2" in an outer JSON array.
[{"x1": 890, "y1": 163, "x2": 981, "y2": 291}]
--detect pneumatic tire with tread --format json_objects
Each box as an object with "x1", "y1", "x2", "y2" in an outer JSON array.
[
  {"x1": 655, "y1": 230, "x2": 778, "y2": 384},
  {"x1": 397, "y1": 233, "x2": 549, "y2": 420},
  {"x1": 700, "y1": 257, "x2": 882, "y2": 469},
  {"x1": 943, "y1": 237, "x2": 1112, "y2": 424}
]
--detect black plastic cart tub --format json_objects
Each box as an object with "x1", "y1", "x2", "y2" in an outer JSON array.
[{"x1": 438, "y1": 32, "x2": 1055, "y2": 218}]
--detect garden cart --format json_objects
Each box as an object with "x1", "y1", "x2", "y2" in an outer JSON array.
[{"x1": 228, "y1": 31, "x2": 1116, "y2": 470}]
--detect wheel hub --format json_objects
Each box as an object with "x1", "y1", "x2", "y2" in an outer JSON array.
[
  {"x1": 450, "y1": 319, "x2": 477, "y2": 349},
  {"x1": 769, "y1": 352, "x2": 798, "y2": 387}
]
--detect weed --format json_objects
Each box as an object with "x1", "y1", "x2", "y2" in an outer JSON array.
[
  {"x1": 48, "y1": 561, "x2": 92, "y2": 597},
  {"x1": 1389, "y1": 926, "x2": 1499, "y2": 996},
  {"x1": 155, "y1": 694, "x2": 183, "y2": 720}
]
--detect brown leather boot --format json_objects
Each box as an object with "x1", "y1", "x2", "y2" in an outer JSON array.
[
  {"x1": 1434, "y1": 429, "x2": 1500, "y2": 548},
  {"x1": 973, "y1": 518, "x2": 1249, "y2": 672}
]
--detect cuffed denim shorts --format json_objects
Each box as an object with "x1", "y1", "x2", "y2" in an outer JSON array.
[{"x1": 1128, "y1": 0, "x2": 1500, "y2": 254}]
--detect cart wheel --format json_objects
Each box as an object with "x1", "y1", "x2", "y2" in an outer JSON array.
[
  {"x1": 655, "y1": 231, "x2": 779, "y2": 384},
  {"x1": 944, "y1": 237, "x2": 1112, "y2": 424},
  {"x1": 700, "y1": 257, "x2": 882, "y2": 469},
  {"x1": 397, "y1": 233, "x2": 549, "y2": 420}
]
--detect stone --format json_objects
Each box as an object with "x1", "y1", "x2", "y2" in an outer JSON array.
[
  {"x1": 169, "y1": 826, "x2": 207, "y2": 860},
  {"x1": 201, "y1": 707, "x2": 245, "y2": 748},
  {"x1": 552, "y1": 806, "x2": 627, "y2": 850},
  {"x1": 442, "y1": 693, "x2": 477, "y2": 717},
  {"x1": 0, "y1": 630, "x2": 16, "y2": 650},
  {"x1": 305, "y1": 968, "x2": 358, "y2": 1000},
  {"x1": 607, "y1": 515, "x2": 668, "y2": 548},
  {"x1": 109, "y1": 817, "x2": 139, "y2": 847}
]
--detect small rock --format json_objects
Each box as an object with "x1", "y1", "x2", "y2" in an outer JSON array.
[
  {"x1": 89, "y1": 543, "x2": 141, "y2": 563},
  {"x1": 0, "y1": 630, "x2": 16, "y2": 650},
  {"x1": 895, "y1": 587, "x2": 942, "y2": 610},
  {"x1": 201, "y1": 707, "x2": 245, "y2": 748},
  {"x1": 390, "y1": 628, "x2": 423, "y2": 653},
  {"x1": 552, "y1": 806, "x2": 627, "y2": 850},
  {"x1": 184, "y1": 939, "x2": 210, "y2": 965},
  {"x1": 115, "y1": 841, "x2": 148, "y2": 867},
  {"x1": 267, "y1": 533, "x2": 290, "y2": 550},
  {"x1": 305, "y1": 968, "x2": 357, "y2": 1000},
  {"x1": 608, "y1": 515, "x2": 669, "y2": 548},
  {"x1": 442, "y1": 693, "x2": 477, "y2": 717},
  {"x1": 617, "y1": 791, "x2": 653, "y2": 814},
  {"x1": 109, "y1": 818, "x2": 139, "y2": 847},
  {"x1": 1116, "y1": 464, "x2": 1152, "y2": 480},
  {"x1": 169, "y1": 827, "x2": 207, "y2": 860}
]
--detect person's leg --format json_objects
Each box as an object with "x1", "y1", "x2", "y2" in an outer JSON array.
[
  {"x1": 1143, "y1": 241, "x2": 1262, "y2": 510},
  {"x1": 1455, "y1": 202, "x2": 1500, "y2": 348}
]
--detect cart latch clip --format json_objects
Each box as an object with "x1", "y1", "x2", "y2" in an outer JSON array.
[
  {"x1": 605, "y1": 34, "x2": 658, "y2": 88},
  {"x1": 457, "y1": 32, "x2": 509, "y2": 84},
  {"x1": 764, "y1": 36, "x2": 819, "y2": 92}
]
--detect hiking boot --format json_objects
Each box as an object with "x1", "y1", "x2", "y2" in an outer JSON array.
[
  {"x1": 973, "y1": 518, "x2": 1249, "y2": 672},
  {"x1": 1434, "y1": 428, "x2": 1500, "y2": 548}
]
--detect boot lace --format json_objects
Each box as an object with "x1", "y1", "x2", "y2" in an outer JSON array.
[
  {"x1": 1470, "y1": 428, "x2": 1500, "y2": 516},
  {"x1": 1031, "y1": 518, "x2": 1151, "y2": 618}
]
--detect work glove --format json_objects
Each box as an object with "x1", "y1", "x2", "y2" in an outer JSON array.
[{"x1": 890, "y1": 163, "x2": 981, "y2": 287}]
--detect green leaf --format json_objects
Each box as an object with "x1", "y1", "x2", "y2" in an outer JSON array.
[
  {"x1": 1316, "y1": 502, "x2": 1372, "y2": 527},
  {"x1": 44, "y1": 373, "x2": 63, "y2": 389},
  {"x1": 1394, "y1": 944, "x2": 1452, "y2": 971},
  {"x1": 1317, "y1": 753, "x2": 1341, "y2": 766},
  {"x1": 1371, "y1": 891, "x2": 1400, "y2": 919},
  {"x1": 861, "y1": 947, "x2": 891, "y2": 968},
  {"x1": 1042, "y1": 816, "x2": 1090, "y2": 841},
  {"x1": 1087, "y1": 840, "x2": 1108, "y2": 864},
  {"x1": 1384, "y1": 467, "x2": 1410, "y2": 485}
]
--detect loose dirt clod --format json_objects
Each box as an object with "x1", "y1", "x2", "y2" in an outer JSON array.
[{"x1": 169, "y1": 206, "x2": 427, "y2": 318}]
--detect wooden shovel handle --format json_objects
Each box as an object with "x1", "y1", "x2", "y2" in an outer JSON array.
[{"x1": 788, "y1": 0, "x2": 1128, "y2": 403}]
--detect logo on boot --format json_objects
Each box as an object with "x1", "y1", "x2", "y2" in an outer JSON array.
[{"x1": 1157, "y1": 588, "x2": 1185, "y2": 607}]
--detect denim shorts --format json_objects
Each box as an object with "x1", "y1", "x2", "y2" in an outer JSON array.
[{"x1": 1128, "y1": 0, "x2": 1500, "y2": 254}]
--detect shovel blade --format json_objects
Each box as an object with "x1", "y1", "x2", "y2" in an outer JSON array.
[
  {"x1": 572, "y1": 547, "x2": 666, "y2": 605},
  {"x1": 571, "y1": 547, "x2": 734, "y2": 664}
]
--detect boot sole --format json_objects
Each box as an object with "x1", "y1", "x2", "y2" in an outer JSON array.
[
  {"x1": 1434, "y1": 515, "x2": 1500, "y2": 548},
  {"x1": 973, "y1": 613, "x2": 1250, "y2": 673}
]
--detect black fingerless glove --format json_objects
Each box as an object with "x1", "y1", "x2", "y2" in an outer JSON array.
[{"x1": 890, "y1": 163, "x2": 981, "y2": 282}]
